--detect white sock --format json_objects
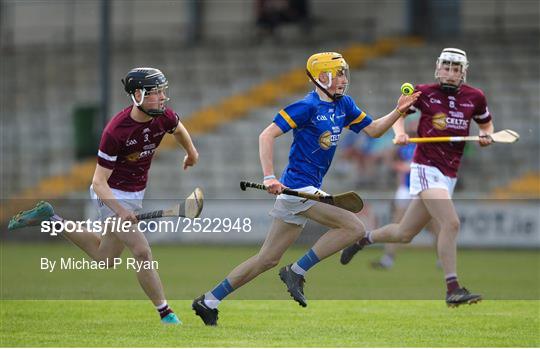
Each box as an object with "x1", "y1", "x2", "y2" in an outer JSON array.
[
  {"x1": 50, "y1": 214, "x2": 64, "y2": 222},
  {"x1": 445, "y1": 273, "x2": 458, "y2": 280},
  {"x1": 291, "y1": 263, "x2": 306, "y2": 276},
  {"x1": 204, "y1": 292, "x2": 220, "y2": 309},
  {"x1": 366, "y1": 231, "x2": 373, "y2": 244},
  {"x1": 155, "y1": 301, "x2": 168, "y2": 310}
]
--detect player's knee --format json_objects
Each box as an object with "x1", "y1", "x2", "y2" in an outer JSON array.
[
  {"x1": 131, "y1": 246, "x2": 153, "y2": 262},
  {"x1": 443, "y1": 217, "x2": 460, "y2": 234},
  {"x1": 261, "y1": 257, "x2": 280, "y2": 271},
  {"x1": 257, "y1": 255, "x2": 280, "y2": 271},
  {"x1": 340, "y1": 214, "x2": 365, "y2": 235}
]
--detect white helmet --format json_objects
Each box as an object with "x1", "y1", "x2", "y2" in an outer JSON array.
[{"x1": 435, "y1": 48, "x2": 468, "y2": 92}]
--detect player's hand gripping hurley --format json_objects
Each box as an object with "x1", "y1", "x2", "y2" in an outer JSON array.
[
  {"x1": 399, "y1": 129, "x2": 519, "y2": 144},
  {"x1": 240, "y1": 181, "x2": 363, "y2": 213},
  {"x1": 136, "y1": 187, "x2": 204, "y2": 220}
]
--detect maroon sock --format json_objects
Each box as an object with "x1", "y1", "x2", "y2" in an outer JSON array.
[
  {"x1": 446, "y1": 275, "x2": 460, "y2": 294},
  {"x1": 157, "y1": 304, "x2": 173, "y2": 319},
  {"x1": 358, "y1": 231, "x2": 373, "y2": 247}
]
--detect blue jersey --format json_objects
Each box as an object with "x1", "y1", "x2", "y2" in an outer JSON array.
[
  {"x1": 397, "y1": 143, "x2": 416, "y2": 188},
  {"x1": 273, "y1": 91, "x2": 373, "y2": 189}
]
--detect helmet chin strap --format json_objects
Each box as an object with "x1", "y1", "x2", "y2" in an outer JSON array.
[
  {"x1": 306, "y1": 70, "x2": 344, "y2": 101},
  {"x1": 131, "y1": 90, "x2": 165, "y2": 117},
  {"x1": 136, "y1": 105, "x2": 165, "y2": 117},
  {"x1": 440, "y1": 83, "x2": 458, "y2": 93},
  {"x1": 439, "y1": 81, "x2": 462, "y2": 93}
]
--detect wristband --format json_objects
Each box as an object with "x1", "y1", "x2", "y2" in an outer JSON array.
[
  {"x1": 263, "y1": 175, "x2": 276, "y2": 181},
  {"x1": 395, "y1": 108, "x2": 407, "y2": 117}
]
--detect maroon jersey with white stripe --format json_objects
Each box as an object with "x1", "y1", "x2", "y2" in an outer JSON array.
[
  {"x1": 97, "y1": 106, "x2": 179, "y2": 191},
  {"x1": 411, "y1": 83, "x2": 491, "y2": 177}
]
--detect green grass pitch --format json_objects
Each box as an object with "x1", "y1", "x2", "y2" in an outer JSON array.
[{"x1": 1, "y1": 242, "x2": 539, "y2": 347}]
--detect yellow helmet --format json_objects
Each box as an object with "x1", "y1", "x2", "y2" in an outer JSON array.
[{"x1": 306, "y1": 52, "x2": 349, "y2": 100}]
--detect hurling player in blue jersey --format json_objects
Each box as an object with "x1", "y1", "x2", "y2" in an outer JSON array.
[{"x1": 192, "y1": 52, "x2": 420, "y2": 325}]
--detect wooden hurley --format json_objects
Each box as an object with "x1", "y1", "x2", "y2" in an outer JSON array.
[
  {"x1": 240, "y1": 181, "x2": 364, "y2": 213},
  {"x1": 402, "y1": 129, "x2": 520, "y2": 144},
  {"x1": 136, "y1": 187, "x2": 204, "y2": 220}
]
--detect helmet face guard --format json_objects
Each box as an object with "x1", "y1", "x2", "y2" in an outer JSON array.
[
  {"x1": 435, "y1": 48, "x2": 468, "y2": 93},
  {"x1": 122, "y1": 67, "x2": 170, "y2": 117},
  {"x1": 306, "y1": 52, "x2": 350, "y2": 101}
]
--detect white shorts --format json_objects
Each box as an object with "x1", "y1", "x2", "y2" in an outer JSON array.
[
  {"x1": 409, "y1": 163, "x2": 457, "y2": 197},
  {"x1": 89, "y1": 185, "x2": 145, "y2": 221},
  {"x1": 394, "y1": 185, "x2": 412, "y2": 208},
  {"x1": 269, "y1": 186, "x2": 329, "y2": 227}
]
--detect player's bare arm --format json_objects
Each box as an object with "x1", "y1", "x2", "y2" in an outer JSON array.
[
  {"x1": 363, "y1": 91, "x2": 421, "y2": 138},
  {"x1": 172, "y1": 120, "x2": 199, "y2": 169},
  {"x1": 259, "y1": 123, "x2": 285, "y2": 195},
  {"x1": 391, "y1": 114, "x2": 409, "y2": 145},
  {"x1": 478, "y1": 120, "x2": 494, "y2": 147},
  {"x1": 91, "y1": 164, "x2": 138, "y2": 223}
]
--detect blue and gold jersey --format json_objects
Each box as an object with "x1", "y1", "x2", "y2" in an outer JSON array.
[{"x1": 273, "y1": 91, "x2": 373, "y2": 189}]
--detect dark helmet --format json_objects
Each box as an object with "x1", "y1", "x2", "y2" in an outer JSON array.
[{"x1": 121, "y1": 67, "x2": 169, "y2": 117}]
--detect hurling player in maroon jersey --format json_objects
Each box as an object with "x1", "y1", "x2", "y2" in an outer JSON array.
[
  {"x1": 9, "y1": 68, "x2": 198, "y2": 324},
  {"x1": 340, "y1": 48, "x2": 494, "y2": 307}
]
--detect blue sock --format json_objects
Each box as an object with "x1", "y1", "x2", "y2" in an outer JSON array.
[
  {"x1": 209, "y1": 279, "x2": 234, "y2": 301},
  {"x1": 291, "y1": 249, "x2": 320, "y2": 276}
]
